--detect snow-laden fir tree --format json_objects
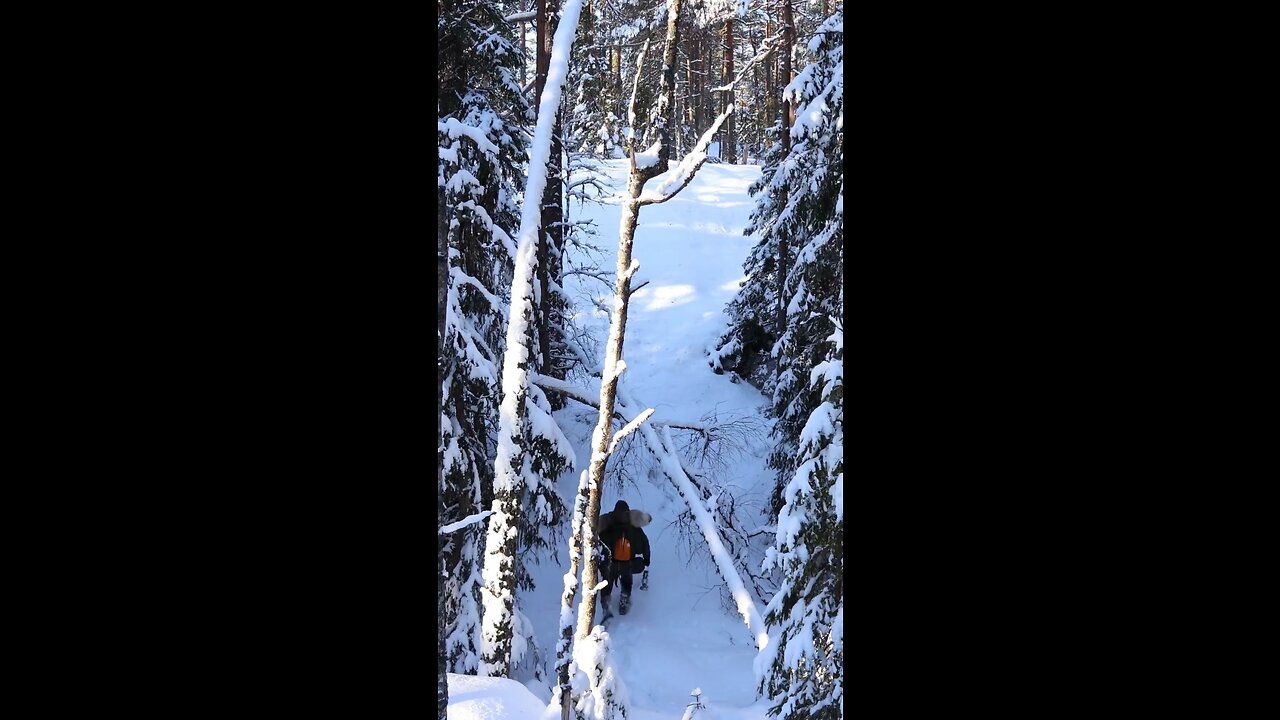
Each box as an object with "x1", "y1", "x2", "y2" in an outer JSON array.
[
  {"x1": 707, "y1": 119, "x2": 789, "y2": 392},
  {"x1": 762, "y1": 5, "x2": 842, "y2": 515},
  {"x1": 754, "y1": 314, "x2": 843, "y2": 719},
  {"x1": 568, "y1": 1, "x2": 623, "y2": 158},
  {"x1": 751, "y1": 8, "x2": 844, "y2": 718},
  {"x1": 709, "y1": 3, "x2": 842, "y2": 513},
  {"x1": 439, "y1": 0, "x2": 530, "y2": 676}
]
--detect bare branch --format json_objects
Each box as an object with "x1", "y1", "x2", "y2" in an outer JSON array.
[
  {"x1": 636, "y1": 106, "x2": 733, "y2": 206},
  {"x1": 530, "y1": 372, "x2": 608, "y2": 410},
  {"x1": 651, "y1": 420, "x2": 709, "y2": 431},
  {"x1": 709, "y1": 33, "x2": 786, "y2": 93},
  {"x1": 607, "y1": 407, "x2": 655, "y2": 455},
  {"x1": 626, "y1": 38, "x2": 651, "y2": 150}
]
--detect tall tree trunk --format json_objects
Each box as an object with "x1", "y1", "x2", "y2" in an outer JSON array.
[
  {"x1": 776, "y1": 0, "x2": 796, "y2": 344},
  {"x1": 612, "y1": 45, "x2": 622, "y2": 121},
  {"x1": 722, "y1": 17, "x2": 735, "y2": 163},
  {"x1": 781, "y1": 0, "x2": 794, "y2": 154},
  {"x1": 686, "y1": 45, "x2": 695, "y2": 135},
  {"x1": 538, "y1": 0, "x2": 566, "y2": 409},
  {"x1": 485, "y1": 0, "x2": 586, "y2": 679},
  {"x1": 437, "y1": 188, "x2": 450, "y2": 720},
  {"x1": 556, "y1": 470, "x2": 590, "y2": 720},
  {"x1": 536, "y1": 0, "x2": 550, "y2": 102},
  {"x1": 692, "y1": 32, "x2": 704, "y2": 138},
  {"x1": 765, "y1": 13, "x2": 775, "y2": 136},
  {"x1": 578, "y1": 0, "x2": 685, "y2": 642}
]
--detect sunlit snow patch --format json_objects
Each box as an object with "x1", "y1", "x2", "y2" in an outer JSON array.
[{"x1": 643, "y1": 284, "x2": 696, "y2": 310}]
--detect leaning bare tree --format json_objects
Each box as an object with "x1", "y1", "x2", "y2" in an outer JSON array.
[
  {"x1": 575, "y1": 0, "x2": 788, "y2": 645},
  {"x1": 575, "y1": 0, "x2": 793, "y2": 643}
]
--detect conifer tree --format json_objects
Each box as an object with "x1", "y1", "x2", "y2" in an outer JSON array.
[
  {"x1": 750, "y1": 9, "x2": 844, "y2": 718},
  {"x1": 439, "y1": 0, "x2": 531, "y2": 677}
]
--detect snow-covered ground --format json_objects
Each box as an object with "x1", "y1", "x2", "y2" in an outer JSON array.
[{"x1": 450, "y1": 158, "x2": 776, "y2": 720}]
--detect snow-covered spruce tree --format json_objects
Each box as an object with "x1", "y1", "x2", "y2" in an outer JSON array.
[
  {"x1": 568, "y1": 1, "x2": 622, "y2": 158},
  {"x1": 752, "y1": 13, "x2": 844, "y2": 717},
  {"x1": 439, "y1": 0, "x2": 530, "y2": 678},
  {"x1": 763, "y1": 6, "x2": 842, "y2": 516},
  {"x1": 517, "y1": 380, "x2": 574, "y2": 597},
  {"x1": 709, "y1": 5, "x2": 842, "y2": 514},
  {"x1": 754, "y1": 315, "x2": 843, "y2": 719}
]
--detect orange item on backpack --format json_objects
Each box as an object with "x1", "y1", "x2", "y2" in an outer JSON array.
[{"x1": 613, "y1": 535, "x2": 632, "y2": 561}]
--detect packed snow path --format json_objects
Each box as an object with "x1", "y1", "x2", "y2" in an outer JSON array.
[{"x1": 516, "y1": 159, "x2": 779, "y2": 720}]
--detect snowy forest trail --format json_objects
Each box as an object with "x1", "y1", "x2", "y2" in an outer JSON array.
[{"x1": 519, "y1": 159, "x2": 777, "y2": 720}]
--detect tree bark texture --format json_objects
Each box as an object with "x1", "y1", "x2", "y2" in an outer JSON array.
[
  {"x1": 538, "y1": 0, "x2": 566, "y2": 408},
  {"x1": 437, "y1": 187, "x2": 450, "y2": 720},
  {"x1": 781, "y1": 0, "x2": 794, "y2": 153},
  {"x1": 776, "y1": 0, "x2": 795, "y2": 341},
  {"x1": 722, "y1": 17, "x2": 735, "y2": 163},
  {"x1": 557, "y1": 471, "x2": 590, "y2": 720}
]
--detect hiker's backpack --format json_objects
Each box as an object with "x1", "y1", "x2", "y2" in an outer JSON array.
[{"x1": 613, "y1": 534, "x2": 632, "y2": 562}]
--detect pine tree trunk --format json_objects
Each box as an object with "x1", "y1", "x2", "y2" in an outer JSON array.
[
  {"x1": 722, "y1": 17, "x2": 735, "y2": 164},
  {"x1": 764, "y1": 13, "x2": 774, "y2": 135},
  {"x1": 437, "y1": 187, "x2": 450, "y2": 720},
  {"x1": 775, "y1": 0, "x2": 795, "y2": 343},
  {"x1": 557, "y1": 471, "x2": 590, "y2": 720},
  {"x1": 536, "y1": 0, "x2": 550, "y2": 100},
  {"x1": 612, "y1": 45, "x2": 622, "y2": 120},
  {"x1": 686, "y1": 45, "x2": 695, "y2": 136},
  {"x1": 538, "y1": 0, "x2": 566, "y2": 409},
  {"x1": 578, "y1": 0, "x2": 685, "y2": 643},
  {"x1": 692, "y1": 33, "x2": 704, "y2": 138},
  {"x1": 781, "y1": 0, "x2": 793, "y2": 154}
]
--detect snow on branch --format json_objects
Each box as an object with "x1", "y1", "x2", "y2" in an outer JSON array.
[
  {"x1": 450, "y1": 267, "x2": 508, "y2": 316},
  {"x1": 503, "y1": 10, "x2": 536, "y2": 22},
  {"x1": 530, "y1": 371, "x2": 605, "y2": 410},
  {"x1": 636, "y1": 106, "x2": 733, "y2": 206},
  {"x1": 438, "y1": 117, "x2": 500, "y2": 157},
  {"x1": 607, "y1": 407, "x2": 655, "y2": 455},
  {"x1": 620, "y1": 258, "x2": 641, "y2": 283},
  {"x1": 616, "y1": 385, "x2": 770, "y2": 651},
  {"x1": 626, "y1": 38, "x2": 651, "y2": 145},
  {"x1": 439, "y1": 510, "x2": 494, "y2": 535}
]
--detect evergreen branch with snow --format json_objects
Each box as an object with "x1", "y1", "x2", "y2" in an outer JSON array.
[{"x1": 439, "y1": 510, "x2": 495, "y2": 535}]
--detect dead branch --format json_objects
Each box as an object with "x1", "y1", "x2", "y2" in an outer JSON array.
[
  {"x1": 636, "y1": 106, "x2": 732, "y2": 206},
  {"x1": 709, "y1": 33, "x2": 787, "y2": 93}
]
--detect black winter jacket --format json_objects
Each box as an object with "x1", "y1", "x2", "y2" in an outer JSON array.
[{"x1": 598, "y1": 511, "x2": 651, "y2": 568}]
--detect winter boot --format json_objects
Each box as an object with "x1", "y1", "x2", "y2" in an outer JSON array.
[{"x1": 619, "y1": 593, "x2": 631, "y2": 615}]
